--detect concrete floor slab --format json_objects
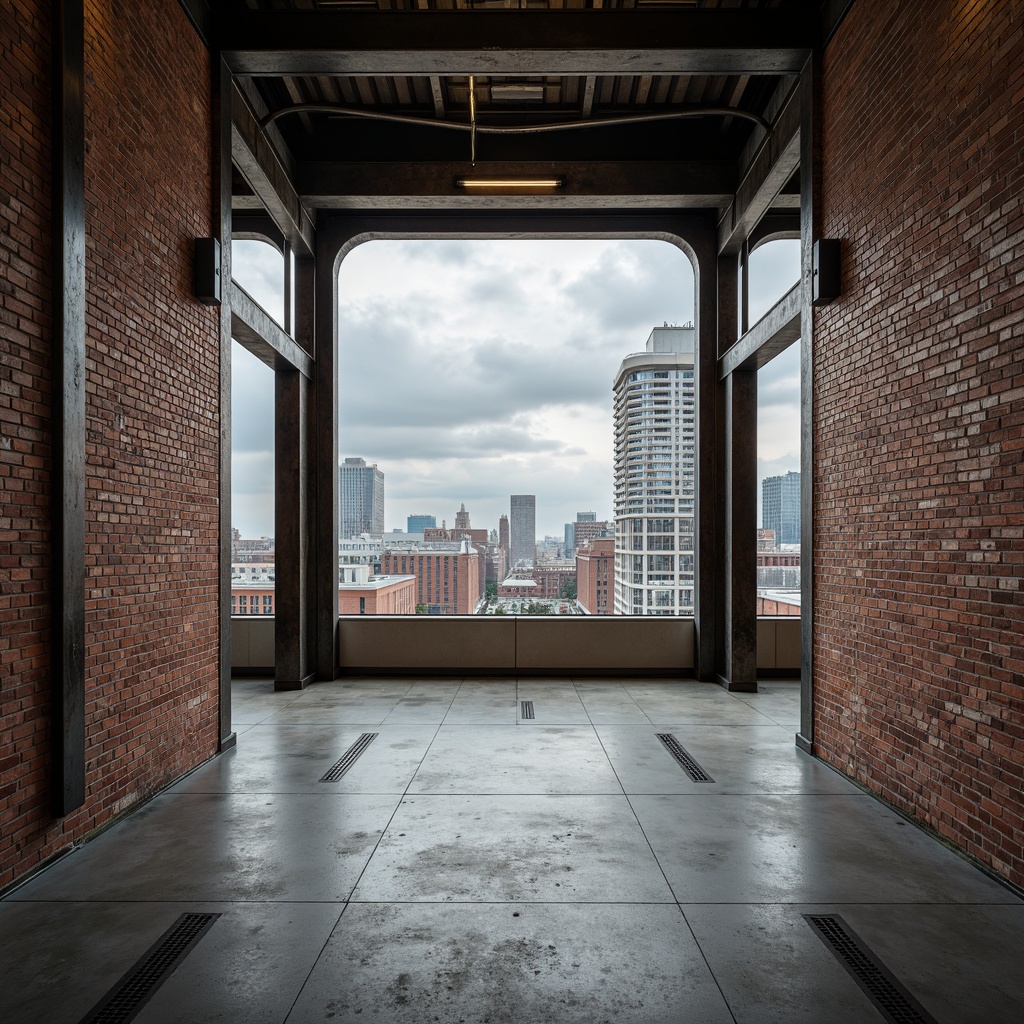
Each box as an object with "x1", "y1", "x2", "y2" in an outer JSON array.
[
  {"x1": 683, "y1": 902, "x2": 1024, "y2": 1024},
  {"x1": 0, "y1": 900, "x2": 341, "y2": 1024},
  {"x1": 626, "y1": 686, "x2": 778, "y2": 726},
  {"x1": 837, "y1": 902, "x2": 1024, "y2": 1023},
  {"x1": 408, "y1": 725, "x2": 620, "y2": 795},
  {"x1": 596, "y1": 724, "x2": 858, "y2": 795},
  {"x1": 632, "y1": 793, "x2": 1021, "y2": 905},
  {"x1": 10, "y1": 793, "x2": 401, "y2": 904},
  {"x1": 351, "y1": 794, "x2": 675, "y2": 903},
  {"x1": 4, "y1": 677, "x2": 1022, "y2": 1024},
  {"x1": 287, "y1": 902, "x2": 734, "y2": 1024},
  {"x1": 170, "y1": 724, "x2": 438, "y2": 795},
  {"x1": 266, "y1": 701, "x2": 404, "y2": 725}
]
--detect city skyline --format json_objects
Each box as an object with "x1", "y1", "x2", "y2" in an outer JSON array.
[{"x1": 231, "y1": 238, "x2": 801, "y2": 538}]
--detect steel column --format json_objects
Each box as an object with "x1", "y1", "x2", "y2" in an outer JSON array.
[
  {"x1": 693, "y1": 218, "x2": 721, "y2": 680},
  {"x1": 314, "y1": 229, "x2": 342, "y2": 679},
  {"x1": 797, "y1": 54, "x2": 821, "y2": 754},
  {"x1": 52, "y1": 0, "x2": 86, "y2": 816},
  {"x1": 721, "y1": 367, "x2": 758, "y2": 692},
  {"x1": 274, "y1": 368, "x2": 314, "y2": 690},
  {"x1": 214, "y1": 55, "x2": 236, "y2": 751}
]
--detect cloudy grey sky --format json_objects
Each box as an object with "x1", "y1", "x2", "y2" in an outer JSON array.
[{"x1": 231, "y1": 237, "x2": 801, "y2": 540}]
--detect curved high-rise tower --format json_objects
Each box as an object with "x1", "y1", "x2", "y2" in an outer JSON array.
[{"x1": 613, "y1": 326, "x2": 696, "y2": 615}]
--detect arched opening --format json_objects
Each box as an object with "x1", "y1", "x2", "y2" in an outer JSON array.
[{"x1": 336, "y1": 237, "x2": 696, "y2": 619}]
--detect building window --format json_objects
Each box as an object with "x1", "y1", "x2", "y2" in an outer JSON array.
[
  {"x1": 239, "y1": 595, "x2": 247, "y2": 613},
  {"x1": 360, "y1": 597, "x2": 366, "y2": 615}
]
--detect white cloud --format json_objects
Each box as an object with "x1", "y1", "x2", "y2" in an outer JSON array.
[{"x1": 231, "y1": 237, "x2": 802, "y2": 539}]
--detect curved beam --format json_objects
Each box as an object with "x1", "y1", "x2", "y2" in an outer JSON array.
[{"x1": 259, "y1": 103, "x2": 773, "y2": 136}]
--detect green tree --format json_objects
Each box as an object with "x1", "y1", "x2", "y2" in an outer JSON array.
[
  {"x1": 415, "y1": 604, "x2": 428, "y2": 615},
  {"x1": 560, "y1": 579, "x2": 577, "y2": 601},
  {"x1": 485, "y1": 580, "x2": 498, "y2": 601}
]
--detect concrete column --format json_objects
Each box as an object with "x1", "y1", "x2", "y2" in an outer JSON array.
[{"x1": 722, "y1": 367, "x2": 758, "y2": 692}]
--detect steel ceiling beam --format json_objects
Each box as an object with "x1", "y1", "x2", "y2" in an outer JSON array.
[
  {"x1": 718, "y1": 281, "x2": 801, "y2": 378},
  {"x1": 230, "y1": 282, "x2": 314, "y2": 378},
  {"x1": 231, "y1": 83, "x2": 315, "y2": 256},
  {"x1": 717, "y1": 81, "x2": 801, "y2": 255},
  {"x1": 218, "y1": 11, "x2": 815, "y2": 77},
  {"x1": 297, "y1": 159, "x2": 735, "y2": 210}
]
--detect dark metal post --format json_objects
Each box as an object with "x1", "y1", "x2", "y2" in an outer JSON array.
[
  {"x1": 274, "y1": 367, "x2": 313, "y2": 690},
  {"x1": 693, "y1": 217, "x2": 720, "y2": 680},
  {"x1": 214, "y1": 55, "x2": 236, "y2": 750},
  {"x1": 314, "y1": 224, "x2": 342, "y2": 679},
  {"x1": 797, "y1": 53, "x2": 821, "y2": 754},
  {"x1": 52, "y1": 0, "x2": 86, "y2": 815},
  {"x1": 722, "y1": 367, "x2": 758, "y2": 692}
]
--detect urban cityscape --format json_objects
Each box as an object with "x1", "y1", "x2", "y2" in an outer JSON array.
[{"x1": 232, "y1": 325, "x2": 800, "y2": 619}]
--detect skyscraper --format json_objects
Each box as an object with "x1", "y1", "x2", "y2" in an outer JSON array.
[
  {"x1": 762, "y1": 471, "x2": 801, "y2": 545},
  {"x1": 407, "y1": 514, "x2": 436, "y2": 533},
  {"x1": 613, "y1": 325, "x2": 696, "y2": 615},
  {"x1": 339, "y1": 457, "x2": 384, "y2": 538},
  {"x1": 509, "y1": 494, "x2": 536, "y2": 568}
]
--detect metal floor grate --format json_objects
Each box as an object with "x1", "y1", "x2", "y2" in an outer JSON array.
[
  {"x1": 320, "y1": 732, "x2": 378, "y2": 782},
  {"x1": 656, "y1": 734, "x2": 714, "y2": 782},
  {"x1": 520, "y1": 700, "x2": 535, "y2": 719},
  {"x1": 804, "y1": 915, "x2": 939, "y2": 1024},
  {"x1": 79, "y1": 912, "x2": 219, "y2": 1024}
]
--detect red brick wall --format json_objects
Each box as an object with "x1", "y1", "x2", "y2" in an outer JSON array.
[
  {"x1": 0, "y1": 0, "x2": 219, "y2": 889},
  {"x1": 0, "y1": 3, "x2": 55, "y2": 887},
  {"x1": 815, "y1": 0, "x2": 1024, "y2": 886}
]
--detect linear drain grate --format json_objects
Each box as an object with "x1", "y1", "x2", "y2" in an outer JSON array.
[
  {"x1": 656, "y1": 734, "x2": 714, "y2": 782},
  {"x1": 804, "y1": 915, "x2": 939, "y2": 1024},
  {"x1": 320, "y1": 732, "x2": 378, "y2": 782},
  {"x1": 79, "y1": 912, "x2": 219, "y2": 1024},
  {"x1": 520, "y1": 700, "x2": 535, "y2": 720}
]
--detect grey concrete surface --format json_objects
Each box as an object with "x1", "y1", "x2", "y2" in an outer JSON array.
[{"x1": 3, "y1": 677, "x2": 1022, "y2": 1023}]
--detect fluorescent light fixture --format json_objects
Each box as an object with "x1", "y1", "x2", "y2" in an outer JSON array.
[
  {"x1": 490, "y1": 85, "x2": 546, "y2": 102},
  {"x1": 456, "y1": 176, "x2": 565, "y2": 189}
]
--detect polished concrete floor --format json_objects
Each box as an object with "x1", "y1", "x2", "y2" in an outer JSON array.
[{"x1": 3, "y1": 678, "x2": 1023, "y2": 1023}]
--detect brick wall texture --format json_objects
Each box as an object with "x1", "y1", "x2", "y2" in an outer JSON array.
[
  {"x1": 0, "y1": 0, "x2": 219, "y2": 889},
  {"x1": 815, "y1": 0, "x2": 1024, "y2": 887}
]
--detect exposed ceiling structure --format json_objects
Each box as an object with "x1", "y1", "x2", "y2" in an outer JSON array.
[{"x1": 208, "y1": 0, "x2": 836, "y2": 243}]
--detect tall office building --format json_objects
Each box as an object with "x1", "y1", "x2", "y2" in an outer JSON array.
[
  {"x1": 762, "y1": 471, "x2": 801, "y2": 545},
  {"x1": 565, "y1": 510, "x2": 597, "y2": 558},
  {"x1": 509, "y1": 494, "x2": 536, "y2": 568},
  {"x1": 407, "y1": 514, "x2": 436, "y2": 533},
  {"x1": 339, "y1": 457, "x2": 384, "y2": 538},
  {"x1": 613, "y1": 326, "x2": 696, "y2": 615}
]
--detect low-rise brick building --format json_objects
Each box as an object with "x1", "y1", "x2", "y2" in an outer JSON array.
[{"x1": 576, "y1": 538, "x2": 615, "y2": 615}]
